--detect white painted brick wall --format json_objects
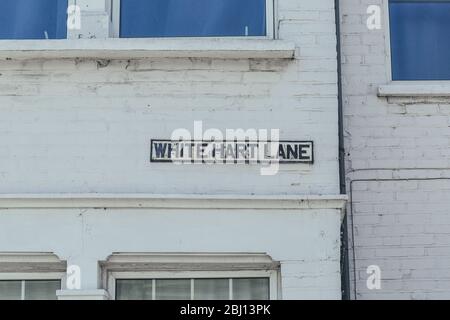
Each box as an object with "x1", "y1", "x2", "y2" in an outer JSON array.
[
  {"x1": 0, "y1": 56, "x2": 339, "y2": 195},
  {"x1": 351, "y1": 179, "x2": 450, "y2": 299},
  {"x1": 0, "y1": 0, "x2": 340, "y2": 196},
  {"x1": 0, "y1": 0, "x2": 344, "y2": 299},
  {"x1": 0, "y1": 207, "x2": 343, "y2": 299},
  {"x1": 341, "y1": 0, "x2": 450, "y2": 299}
]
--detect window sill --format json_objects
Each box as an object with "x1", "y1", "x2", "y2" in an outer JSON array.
[
  {"x1": 56, "y1": 290, "x2": 110, "y2": 300},
  {"x1": 378, "y1": 82, "x2": 450, "y2": 97},
  {"x1": 0, "y1": 38, "x2": 296, "y2": 60},
  {"x1": 0, "y1": 193, "x2": 348, "y2": 210}
]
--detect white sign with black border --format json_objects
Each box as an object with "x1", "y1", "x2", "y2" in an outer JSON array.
[{"x1": 150, "y1": 140, "x2": 314, "y2": 164}]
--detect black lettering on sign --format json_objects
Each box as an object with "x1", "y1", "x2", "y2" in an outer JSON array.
[{"x1": 150, "y1": 140, "x2": 313, "y2": 164}]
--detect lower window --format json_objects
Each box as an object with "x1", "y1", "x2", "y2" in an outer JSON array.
[
  {"x1": 103, "y1": 253, "x2": 279, "y2": 300},
  {"x1": 116, "y1": 277, "x2": 270, "y2": 300},
  {"x1": 0, "y1": 279, "x2": 61, "y2": 300},
  {"x1": 116, "y1": 278, "x2": 270, "y2": 300}
]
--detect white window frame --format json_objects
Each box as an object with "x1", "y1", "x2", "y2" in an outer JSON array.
[
  {"x1": 109, "y1": 270, "x2": 278, "y2": 300},
  {"x1": 109, "y1": 0, "x2": 275, "y2": 39},
  {"x1": 383, "y1": 0, "x2": 394, "y2": 82},
  {"x1": 0, "y1": 273, "x2": 65, "y2": 300}
]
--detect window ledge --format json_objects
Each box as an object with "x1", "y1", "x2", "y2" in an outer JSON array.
[
  {"x1": 0, "y1": 38, "x2": 296, "y2": 60},
  {"x1": 378, "y1": 82, "x2": 450, "y2": 97},
  {"x1": 56, "y1": 290, "x2": 110, "y2": 300},
  {"x1": 0, "y1": 193, "x2": 348, "y2": 210}
]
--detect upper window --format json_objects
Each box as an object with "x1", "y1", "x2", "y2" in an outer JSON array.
[
  {"x1": 389, "y1": 0, "x2": 450, "y2": 80},
  {"x1": 113, "y1": 0, "x2": 273, "y2": 38},
  {"x1": 0, "y1": 0, "x2": 68, "y2": 40}
]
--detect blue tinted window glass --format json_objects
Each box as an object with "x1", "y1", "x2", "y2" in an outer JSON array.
[
  {"x1": 120, "y1": 0, "x2": 267, "y2": 38},
  {"x1": 389, "y1": 0, "x2": 450, "y2": 80},
  {"x1": 0, "y1": 0, "x2": 67, "y2": 40}
]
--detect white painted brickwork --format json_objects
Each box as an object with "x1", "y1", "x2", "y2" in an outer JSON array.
[
  {"x1": 0, "y1": 55, "x2": 338, "y2": 195},
  {"x1": 0, "y1": 0, "x2": 340, "y2": 196},
  {"x1": 0, "y1": 206, "x2": 343, "y2": 299},
  {"x1": 341, "y1": 0, "x2": 450, "y2": 299},
  {"x1": 351, "y1": 179, "x2": 450, "y2": 299},
  {"x1": 0, "y1": 0, "x2": 344, "y2": 299}
]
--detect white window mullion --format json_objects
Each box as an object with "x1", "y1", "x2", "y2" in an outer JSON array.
[
  {"x1": 190, "y1": 279, "x2": 195, "y2": 300},
  {"x1": 110, "y1": 0, "x2": 274, "y2": 39},
  {"x1": 266, "y1": 0, "x2": 275, "y2": 39},
  {"x1": 152, "y1": 279, "x2": 156, "y2": 300},
  {"x1": 111, "y1": 0, "x2": 121, "y2": 38},
  {"x1": 229, "y1": 279, "x2": 233, "y2": 300},
  {"x1": 21, "y1": 280, "x2": 25, "y2": 300}
]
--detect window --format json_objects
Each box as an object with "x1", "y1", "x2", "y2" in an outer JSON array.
[
  {"x1": 113, "y1": 0, "x2": 274, "y2": 38},
  {"x1": 389, "y1": 0, "x2": 450, "y2": 80},
  {"x1": 102, "y1": 253, "x2": 280, "y2": 300},
  {"x1": 116, "y1": 277, "x2": 270, "y2": 300},
  {"x1": 0, "y1": 0, "x2": 68, "y2": 40},
  {"x1": 0, "y1": 254, "x2": 65, "y2": 300},
  {"x1": 0, "y1": 280, "x2": 61, "y2": 300}
]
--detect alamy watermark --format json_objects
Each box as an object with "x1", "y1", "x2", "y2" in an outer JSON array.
[
  {"x1": 168, "y1": 121, "x2": 282, "y2": 176},
  {"x1": 367, "y1": 5, "x2": 382, "y2": 30},
  {"x1": 366, "y1": 265, "x2": 382, "y2": 290},
  {"x1": 66, "y1": 264, "x2": 81, "y2": 290},
  {"x1": 67, "y1": 5, "x2": 81, "y2": 30}
]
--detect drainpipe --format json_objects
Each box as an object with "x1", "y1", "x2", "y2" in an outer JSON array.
[{"x1": 334, "y1": 0, "x2": 351, "y2": 300}]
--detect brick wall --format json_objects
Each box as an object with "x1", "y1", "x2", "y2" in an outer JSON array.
[
  {"x1": 0, "y1": 0, "x2": 340, "y2": 196},
  {"x1": 0, "y1": 0, "x2": 344, "y2": 299},
  {"x1": 340, "y1": 0, "x2": 450, "y2": 299}
]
